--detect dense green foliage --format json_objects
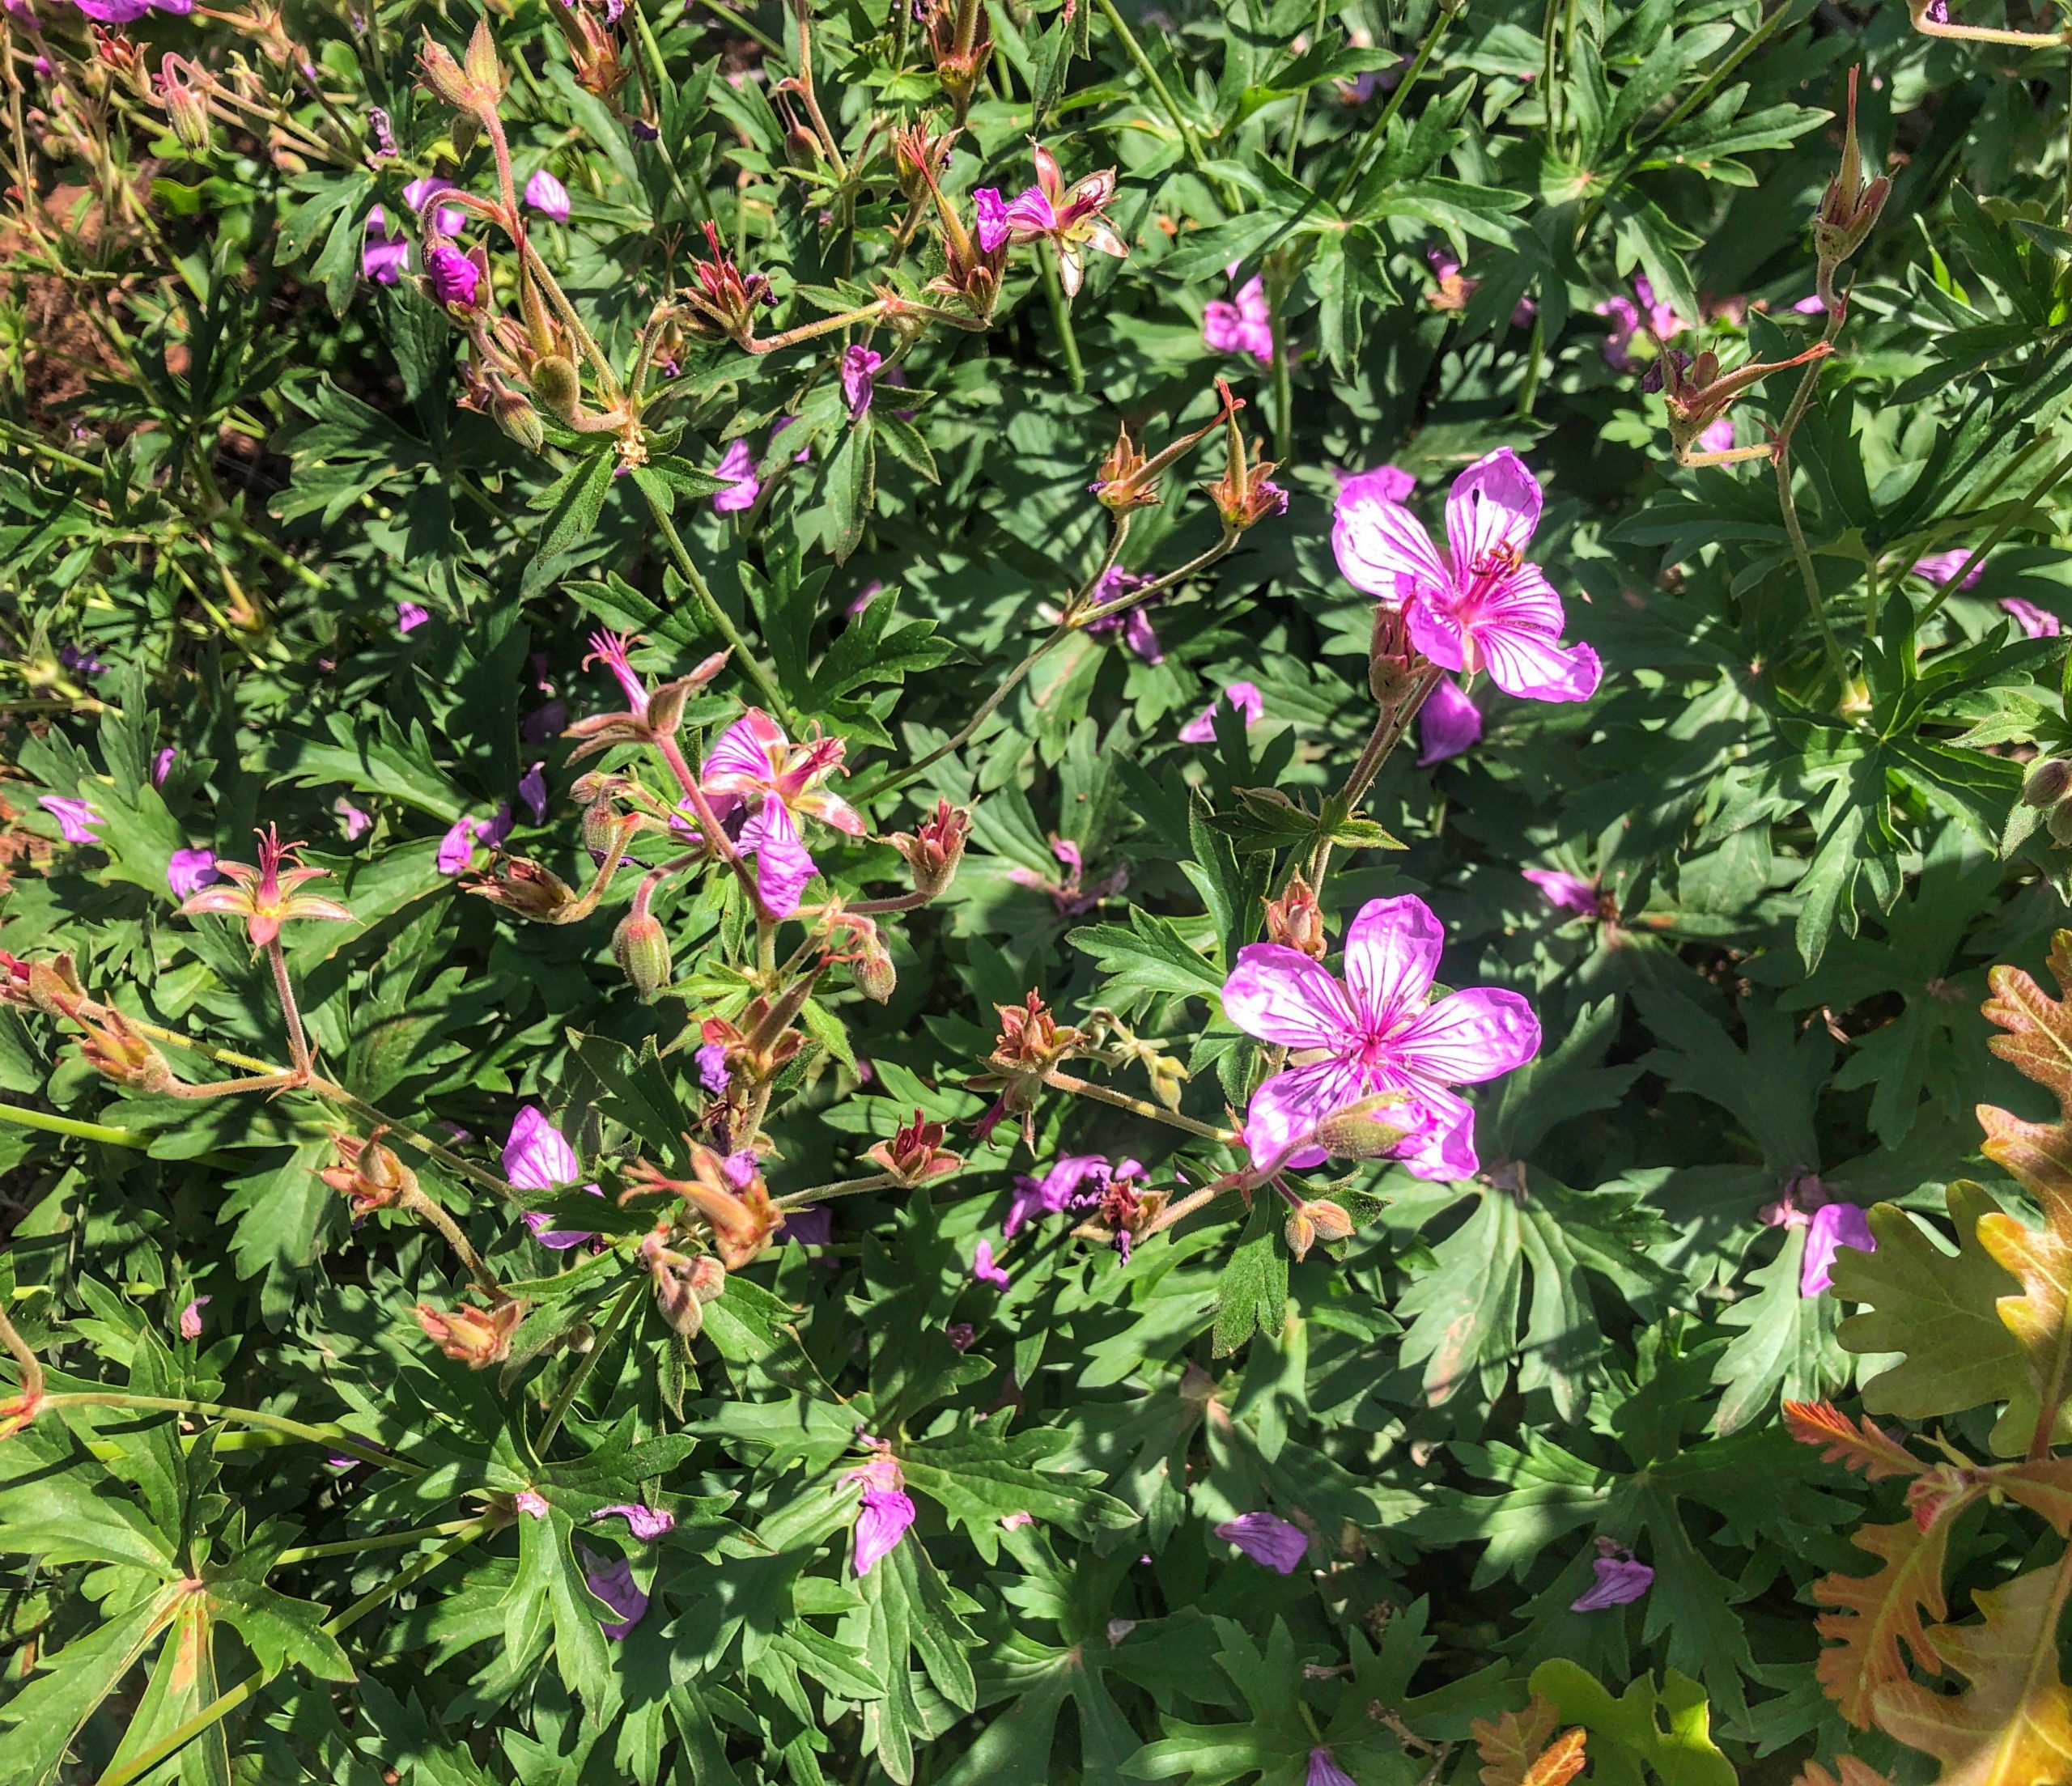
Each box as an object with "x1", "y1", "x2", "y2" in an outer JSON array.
[{"x1": 5, "y1": 0, "x2": 2072, "y2": 1780}]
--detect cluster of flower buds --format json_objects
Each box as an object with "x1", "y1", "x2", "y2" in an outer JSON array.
[
  {"x1": 1, "y1": 951, "x2": 175, "y2": 1092},
  {"x1": 623, "y1": 1145, "x2": 784, "y2": 1270},
  {"x1": 318, "y1": 1130, "x2": 421, "y2": 1217},
  {"x1": 414, "y1": 1298, "x2": 522, "y2": 1368},
  {"x1": 970, "y1": 991, "x2": 1083, "y2": 1146},
  {"x1": 1086, "y1": 384, "x2": 1240, "y2": 515},
  {"x1": 886, "y1": 800, "x2": 971, "y2": 899},
  {"x1": 465, "y1": 813, "x2": 639, "y2": 924},
  {"x1": 1282, "y1": 1197, "x2": 1355, "y2": 1262},
  {"x1": 418, "y1": 19, "x2": 507, "y2": 121},
  {"x1": 1644, "y1": 342, "x2": 1834, "y2": 464},
  {"x1": 2023, "y1": 757, "x2": 2072, "y2": 843},
  {"x1": 893, "y1": 120, "x2": 958, "y2": 206},
  {"x1": 820, "y1": 910, "x2": 897, "y2": 1003},
  {"x1": 611, "y1": 880, "x2": 673, "y2": 1001},
  {"x1": 1262, "y1": 872, "x2": 1327, "y2": 959},
  {"x1": 683, "y1": 223, "x2": 779, "y2": 346},
  {"x1": 923, "y1": 0, "x2": 994, "y2": 121},
  {"x1": 639, "y1": 1231, "x2": 728, "y2": 1337},
  {"x1": 864, "y1": 1109, "x2": 964, "y2": 1186},
  {"x1": 566, "y1": 632, "x2": 731, "y2": 758},
  {"x1": 1811, "y1": 70, "x2": 1890, "y2": 316}
]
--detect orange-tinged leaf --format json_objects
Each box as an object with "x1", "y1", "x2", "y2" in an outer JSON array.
[
  {"x1": 1794, "y1": 1761, "x2": 1897, "y2": 1786},
  {"x1": 1785, "y1": 1399, "x2": 1926, "y2": 1481},
  {"x1": 1872, "y1": 1555, "x2": 2072, "y2": 1786},
  {"x1": 1982, "y1": 938, "x2": 2072, "y2": 1113},
  {"x1": 1812, "y1": 1504, "x2": 1979, "y2": 1727},
  {"x1": 1970, "y1": 1165, "x2": 2072, "y2": 1460},
  {"x1": 1520, "y1": 1729, "x2": 1588, "y2": 1786},
  {"x1": 1993, "y1": 1457, "x2": 2072, "y2": 1534},
  {"x1": 1472, "y1": 1696, "x2": 1560, "y2": 1786}
]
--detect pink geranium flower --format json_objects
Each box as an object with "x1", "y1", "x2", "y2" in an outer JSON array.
[
  {"x1": 1416, "y1": 675, "x2": 1482, "y2": 766},
  {"x1": 972, "y1": 146, "x2": 1126, "y2": 297},
  {"x1": 1179, "y1": 681, "x2": 1264, "y2": 743},
  {"x1": 39, "y1": 795, "x2": 102, "y2": 845},
  {"x1": 1221, "y1": 893, "x2": 1539, "y2": 1177},
  {"x1": 1801, "y1": 1200, "x2": 1875, "y2": 1296},
  {"x1": 695, "y1": 710, "x2": 864, "y2": 918},
  {"x1": 1523, "y1": 867, "x2": 1599, "y2": 918},
  {"x1": 1332, "y1": 448, "x2": 1601, "y2": 703},
  {"x1": 1571, "y1": 1543, "x2": 1654, "y2": 1611},
  {"x1": 524, "y1": 168, "x2": 571, "y2": 223},
  {"x1": 712, "y1": 438, "x2": 759, "y2": 513},
  {"x1": 1335, "y1": 462, "x2": 1414, "y2": 507},
  {"x1": 2002, "y1": 597, "x2": 2062, "y2": 639},
  {"x1": 972, "y1": 1241, "x2": 1010, "y2": 1290},
  {"x1": 1215, "y1": 1511, "x2": 1308, "y2": 1574},
  {"x1": 167, "y1": 849, "x2": 219, "y2": 899},
  {"x1": 841, "y1": 345, "x2": 882, "y2": 418},
  {"x1": 507, "y1": 1106, "x2": 604, "y2": 1249},
  {"x1": 1204, "y1": 274, "x2": 1272, "y2": 366}
]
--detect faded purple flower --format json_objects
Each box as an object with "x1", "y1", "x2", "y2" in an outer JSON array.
[
  {"x1": 437, "y1": 815, "x2": 481, "y2": 875},
  {"x1": 782, "y1": 1204, "x2": 832, "y2": 1246},
  {"x1": 946, "y1": 1321, "x2": 976, "y2": 1351},
  {"x1": 580, "y1": 1545, "x2": 648, "y2": 1638},
  {"x1": 507, "y1": 1106, "x2": 603, "y2": 1249},
  {"x1": 972, "y1": 1241, "x2": 1009, "y2": 1290},
  {"x1": 424, "y1": 244, "x2": 482, "y2": 311},
  {"x1": 1523, "y1": 867, "x2": 1598, "y2": 918},
  {"x1": 853, "y1": 1486, "x2": 916, "y2": 1576},
  {"x1": 1910, "y1": 549, "x2": 1984, "y2": 589},
  {"x1": 177, "y1": 1295, "x2": 210, "y2": 1340},
  {"x1": 151, "y1": 747, "x2": 176, "y2": 787},
  {"x1": 1215, "y1": 1511, "x2": 1308, "y2": 1575},
  {"x1": 1204, "y1": 273, "x2": 1272, "y2": 366},
  {"x1": 1179, "y1": 680, "x2": 1265, "y2": 744},
  {"x1": 696, "y1": 1041, "x2": 732, "y2": 1096},
  {"x1": 337, "y1": 799, "x2": 372, "y2": 841},
  {"x1": 712, "y1": 437, "x2": 760, "y2": 513},
  {"x1": 842, "y1": 345, "x2": 883, "y2": 418},
  {"x1": 1307, "y1": 1749, "x2": 1357, "y2": 1786},
  {"x1": 1081, "y1": 568, "x2": 1163, "y2": 663},
  {"x1": 515, "y1": 1489, "x2": 550, "y2": 1518},
  {"x1": 1333, "y1": 447, "x2": 1601, "y2": 703},
  {"x1": 1416, "y1": 675, "x2": 1482, "y2": 766},
  {"x1": 1004, "y1": 1154, "x2": 1140, "y2": 1238},
  {"x1": 397, "y1": 601, "x2": 430, "y2": 633},
  {"x1": 2003, "y1": 596, "x2": 2062, "y2": 639},
  {"x1": 518, "y1": 761, "x2": 549, "y2": 825},
  {"x1": 362, "y1": 207, "x2": 409, "y2": 284},
  {"x1": 721, "y1": 1149, "x2": 758, "y2": 1188},
  {"x1": 167, "y1": 848, "x2": 219, "y2": 898},
  {"x1": 595, "y1": 1503, "x2": 674, "y2": 1541},
  {"x1": 58, "y1": 642, "x2": 108, "y2": 676},
  {"x1": 522, "y1": 700, "x2": 567, "y2": 743},
  {"x1": 1221, "y1": 893, "x2": 1540, "y2": 1177},
  {"x1": 524, "y1": 167, "x2": 571, "y2": 223},
  {"x1": 1571, "y1": 1550, "x2": 1654, "y2": 1611},
  {"x1": 1801, "y1": 1199, "x2": 1875, "y2": 1296},
  {"x1": 39, "y1": 795, "x2": 101, "y2": 845}
]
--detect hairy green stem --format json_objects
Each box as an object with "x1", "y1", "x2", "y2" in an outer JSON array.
[
  {"x1": 536, "y1": 1277, "x2": 643, "y2": 1456},
  {"x1": 634, "y1": 481, "x2": 790, "y2": 719},
  {"x1": 1043, "y1": 1069, "x2": 1238, "y2": 1143},
  {"x1": 38, "y1": 1392, "x2": 421, "y2": 1474},
  {"x1": 0, "y1": 1100, "x2": 153, "y2": 1148},
  {"x1": 1330, "y1": 0, "x2": 1463, "y2": 206},
  {"x1": 1308, "y1": 664, "x2": 1445, "y2": 886},
  {"x1": 271, "y1": 1517, "x2": 482, "y2": 1567},
  {"x1": 1038, "y1": 245, "x2": 1086, "y2": 392},
  {"x1": 779, "y1": 1171, "x2": 899, "y2": 1208},
  {"x1": 850, "y1": 629, "x2": 1066, "y2": 804}
]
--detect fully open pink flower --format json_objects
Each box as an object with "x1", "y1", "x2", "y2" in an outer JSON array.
[
  {"x1": 1179, "y1": 681, "x2": 1264, "y2": 743},
  {"x1": 1221, "y1": 893, "x2": 1539, "y2": 1177},
  {"x1": 972, "y1": 147, "x2": 1125, "y2": 296},
  {"x1": 507, "y1": 1106, "x2": 604, "y2": 1249},
  {"x1": 1333, "y1": 448, "x2": 1600, "y2": 703},
  {"x1": 696, "y1": 711, "x2": 864, "y2": 919},
  {"x1": 1417, "y1": 675, "x2": 1482, "y2": 765}
]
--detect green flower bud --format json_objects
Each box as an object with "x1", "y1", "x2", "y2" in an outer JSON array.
[
  {"x1": 2023, "y1": 758, "x2": 2072, "y2": 808},
  {"x1": 611, "y1": 909, "x2": 671, "y2": 999}
]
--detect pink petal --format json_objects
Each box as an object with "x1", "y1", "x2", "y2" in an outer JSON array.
[
  {"x1": 1222, "y1": 944, "x2": 1360, "y2": 1049},
  {"x1": 1801, "y1": 1200, "x2": 1876, "y2": 1296},
  {"x1": 2002, "y1": 596, "x2": 2061, "y2": 639},
  {"x1": 853, "y1": 1487, "x2": 915, "y2": 1576},
  {"x1": 1334, "y1": 463, "x2": 1415, "y2": 507},
  {"x1": 1342, "y1": 895, "x2": 1445, "y2": 1026},
  {"x1": 1477, "y1": 629, "x2": 1602, "y2": 703},
  {"x1": 1394, "y1": 987, "x2": 1541, "y2": 1084},
  {"x1": 1332, "y1": 484, "x2": 1447, "y2": 605},
  {"x1": 1416, "y1": 677, "x2": 1482, "y2": 766},
  {"x1": 711, "y1": 439, "x2": 759, "y2": 513},
  {"x1": 1243, "y1": 1057, "x2": 1365, "y2": 1172},
  {"x1": 703, "y1": 710, "x2": 785, "y2": 790},
  {"x1": 1385, "y1": 1082, "x2": 1481, "y2": 1181},
  {"x1": 1571, "y1": 1555, "x2": 1654, "y2": 1611},
  {"x1": 738, "y1": 797, "x2": 817, "y2": 918},
  {"x1": 1214, "y1": 1511, "x2": 1308, "y2": 1574},
  {"x1": 504, "y1": 1105, "x2": 580, "y2": 1190},
  {"x1": 1444, "y1": 447, "x2": 1542, "y2": 576},
  {"x1": 1522, "y1": 868, "x2": 1598, "y2": 915}
]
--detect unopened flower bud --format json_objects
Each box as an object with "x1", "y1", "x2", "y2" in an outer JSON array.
[
  {"x1": 2023, "y1": 758, "x2": 2072, "y2": 808},
  {"x1": 1145, "y1": 1052, "x2": 1189, "y2": 1110},
  {"x1": 612, "y1": 907, "x2": 672, "y2": 999},
  {"x1": 77, "y1": 1006, "x2": 172, "y2": 1091},
  {"x1": 865, "y1": 1108, "x2": 964, "y2": 1185},
  {"x1": 319, "y1": 1130, "x2": 420, "y2": 1215},
  {"x1": 155, "y1": 53, "x2": 212, "y2": 153},
  {"x1": 530, "y1": 354, "x2": 583, "y2": 419},
  {"x1": 491, "y1": 388, "x2": 545, "y2": 453},
  {"x1": 1309, "y1": 1092, "x2": 1416, "y2": 1160},
  {"x1": 1812, "y1": 69, "x2": 1889, "y2": 308},
  {"x1": 425, "y1": 244, "x2": 486, "y2": 313},
  {"x1": 888, "y1": 799, "x2": 970, "y2": 898},
  {"x1": 414, "y1": 1298, "x2": 522, "y2": 1368},
  {"x1": 1263, "y1": 872, "x2": 1326, "y2": 959},
  {"x1": 1284, "y1": 1197, "x2": 1355, "y2": 1261},
  {"x1": 466, "y1": 855, "x2": 580, "y2": 921}
]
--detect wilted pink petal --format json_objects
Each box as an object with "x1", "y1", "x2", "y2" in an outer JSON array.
[
  {"x1": 595, "y1": 1503, "x2": 674, "y2": 1540},
  {"x1": 1522, "y1": 867, "x2": 1598, "y2": 917},
  {"x1": 524, "y1": 168, "x2": 571, "y2": 223},
  {"x1": 177, "y1": 1295, "x2": 210, "y2": 1340},
  {"x1": 1306, "y1": 1749, "x2": 1357, "y2": 1786},
  {"x1": 515, "y1": 1489, "x2": 550, "y2": 1518},
  {"x1": 1801, "y1": 1200, "x2": 1875, "y2": 1296},
  {"x1": 841, "y1": 345, "x2": 883, "y2": 418},
  {"x1": 167, "y1": 849, "x2": 219, "y2": 899},
  {"x1": 39, "y1": 795, "x2": 101, "y2": 845},
  {"x1": 518, "y1": 762, "x2": 549, "y2": 824},
  {"x1": 397, "y1": 601, "x2": 430, "y2": 633},
  {"x1": 1000, "y1": 1510, "x2": 1034, "y2": 1530},
  {"x1": 1179, "y1": 680, "x2": 1265, "y2": 743},
  {"x1": 1698, "y1": 416, "x2": 1734, "y2": 454},
  {"x1": 1910, "y1": 550, "x2": 1984, "y2": 589},
  {"x1": 1571, "y1": 1553, "x2": 1654, "y2": 1611},
  {"x1": 436, "y1": 815, "x2": 480, "y2": 875},
  {"x1": 338, "y1": 800, "x2": 372, "y2": 841},
  {"x1": 580, "y1": 1545, "x2": 648, "y2": 1638},
  {"x1": 712, "y1": 439, "x2": 760, "y2": 513},
  {"x1": 2002, "y1": 596, "x2": 2062, "y2": 639},
  {"x1": 973, "y1": 1241, "x2": 1010, "y2": 1290},
  {"x1": 1215, "y1": 1511, "x2": 1308, "y2": 1574},
  {"x1": 853, "y1": 1486, "x2": 916, "y2": 1576},
  {"x1": 151, "y1": 747, "x2": 176, "y2": 787},
  {"x1": 1416, "y1": 676, "x2": 1482, "y2": 766}
]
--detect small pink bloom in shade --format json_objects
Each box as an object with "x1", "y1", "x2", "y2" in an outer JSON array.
[
  {"x1": 362, "y1": 207, "x2": 409, "y2": 284},
  {"x1": 1335, "y1": 462, "x2": 1415, "y2": 507},
  {"x1": 946, "y1": 1321, "x2": 976, "y2": 1351},
  {"x1": 437, "y1": 815, "x2": 480, "y2": 875},
  {"x1": 1221, "y1": 893, "x2": 1540, "y2": 1177},
  {"x1": 841, "y1": 345, "x2": 883, "y2": 418},
  {"x1": 524, "y1": 168, "x2": 571, "y2": 223},
  {"x1": 151, "y1": 747, "x2": 176, "y2": 787},
  {"x1": 1333, "y1": 448, "x2": 1601, "y2": 704},
  {"x1": 595, "y1": 1503, "x2": 674, "y2": 1540},
  {"x1": 1204, "y1": 274, "x2": 1273, "y2": 366},
  {"x1": 397, "y1": 601, "x2": 430, "y2": 633},
  {"x1": 515, "y1": 1490, "x2": 550, "y2": 1518},
  {"x1": 1522, "y1": 867, "x2": 1598, "y2": 918},
  {"x1": 518, "y1": 762, "x2": 549, "y2": 825},
  {"x1": 404, "y1": 176, "x2": 466, "y2": 238},
  {"x1": 694, "y1": 709, "x2": 864, "y2": 919},
  {"x1": 1571, "y1": 1551, "x2": 1654, "y2": 1611},
  {"x1": 1794, "y1": 293, "x2": 1828, "y2": 314},
  {"x1": 1698, "y1": 416, "x2": 1734, "y2": 455},
  {"x1": 712, "y1": 438, "x2": 760, "y2": 513},
  {"x1": 1000, "y1": 1510, "x2": 1035, "y2": 1530},
  {"x1": 1594, "y1": 294, "x2": 1642, "y2": 370},
  {"x1": 580, "y1": 1546, "x2": 648, "y2": 1638},
  {"x1": 1179, "y1": 681, "x2": 1266, "y2": 744},
  {"x1": 39, "y1": 795, "x2": 101, "y2": 845},
  {"x1": 1306, "y1": 1749, "x2": 1358, "y2": 1786},
  {"x1": 2002, "y1": 597, "x2": 2062, "y2": 639},
  {"x1": 337, "y1": 800, "x2": 372, "y2": 841},
  {"x1": 1801, "y1": 1200, "x2": 1876, "y2": 1296},
  {"x1": 851, "y1": 1483, "x2": 916, "y2": 1576},
  {"x1": 167, "y1": 849, "x2": 219, "y2": 899},
  {"x1": 177, "y1": 1296, "x2": 210, "y2": 1340},
  {"x1": 973, "y1": 1241, "x2": 1010, "y2": 1290},
  {"x1": 1416, "y1": 675, "x2": 1482, "y2": 766},
  {"x1": 1910, "y1": 550, "x2": 1984, "y2": 589},
  {"x1": 1215, "y1": 1511, "x2": 1308, "y2": 1575}
]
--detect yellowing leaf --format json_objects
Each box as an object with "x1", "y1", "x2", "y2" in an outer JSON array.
[
  {"x1": 1794, "y1": 1760, "x2": 1896, "y2": 1786},
  {"x1": 1471, "y1": 1698, "x2": 1585, "y2": 1786},
  {"x1": 1784, "y1": 1399, "x2": 1927, "y2": 1481},
  {"x1": 1982, "y1": 936, "x2": 2072, "y2": 1111},
  {"x1": 1873, "y1": 1556, "x2": 2072, "y2": 1786},
  {"x1": 1811, "y1": 1508, "x2": 1977, "y2": 1728},
  {"x1": 1993, "y1": 1457, "x2": 2072, "y2": 1534}
]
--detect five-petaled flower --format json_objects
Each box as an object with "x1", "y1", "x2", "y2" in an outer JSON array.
[
  {"x1": 1221, "y1": 893, "x2": 1539, "y2": 1177},
  {"x1": 180, "y1": 825, "x2": 353, "y2": 948},
  {"x1": 693, "y1": 710, "x2": 865, "y2": 919},
  {"x1": 1333, "y1": 448, "x2": 1602, "y2": 703},
  {"x1": 973, "y1": 146, "x2": 1127, "y2": 297}
]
